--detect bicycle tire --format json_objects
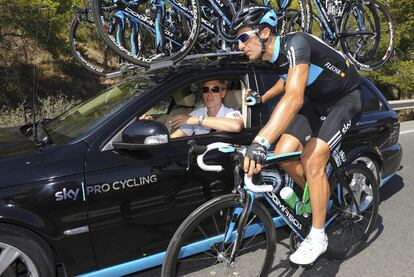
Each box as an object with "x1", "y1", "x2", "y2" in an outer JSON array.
[
  {"x1": 325, "y1": 163, "x2": 379, "y2": 260},
  {"x1": 285, "y1": 8, "x2": 323, "y2": 36},
  {"x1": 69, "y1": 13, "x2": 124, "y2": 77},
  {"x1": 91, "y1": 0, "x2": 201, "y2": 68},
  {"x1": 162, "y1": 194, "x2": 276, "y2": 277},
  {"x1": 340, "y1": 0, "x2": 395, "y2": 71}
]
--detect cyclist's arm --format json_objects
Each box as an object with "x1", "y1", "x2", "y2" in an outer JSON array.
[
  {"x1": 256, "y1": 64, "x2": 308, "y2": 144},
  {"x1": 261, "y1": 78, "x2": 285, "y2": 104}
]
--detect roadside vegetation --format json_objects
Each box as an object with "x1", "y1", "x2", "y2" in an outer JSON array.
[{"x1": 0, "y1": 0, "x2": 413, "y2": 128}]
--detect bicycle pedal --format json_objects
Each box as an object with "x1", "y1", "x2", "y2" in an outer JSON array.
[
  {"x1": 289, "y1": 261, "x2": 299, "y2": 269},
  {"x1": 302, "y1": 263, "x2": 314, "y2": 270},
  {"x1": 290, "y1": 261, "x2": 315, "y2": 270}
]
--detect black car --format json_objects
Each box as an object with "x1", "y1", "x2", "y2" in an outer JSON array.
[{"x1": 0, "y1": 60, "x2": 402, "y2": 276}]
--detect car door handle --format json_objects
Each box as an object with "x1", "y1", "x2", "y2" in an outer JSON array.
[{"x1": 356, "y1": 120, "x2": 378, "y2": 126}]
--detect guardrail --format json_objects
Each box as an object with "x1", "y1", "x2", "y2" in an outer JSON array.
[{"x1": 389, "y1": 100, "x2": 414, "y2": 111}]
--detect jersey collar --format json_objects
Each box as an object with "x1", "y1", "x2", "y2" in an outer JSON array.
[{"x1": 270, "y1": 36, "x2": 281, "y2": 64}]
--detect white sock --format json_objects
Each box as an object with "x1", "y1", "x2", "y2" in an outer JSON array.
[{"x1": 309, "y1": 226, "x2": 325, "y2": 240}]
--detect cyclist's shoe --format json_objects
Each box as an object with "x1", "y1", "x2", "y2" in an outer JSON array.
[{"x1": 289, "y1": 234, "x2": 328, "y2": 265}]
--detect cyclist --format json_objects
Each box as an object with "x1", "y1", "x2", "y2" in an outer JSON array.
[
  {"x1": 232, "y1": 6, "x2": 363, "y2": 265},
  {"x1": 170, "y1": 79, "x2": 243, "y2": 138}
]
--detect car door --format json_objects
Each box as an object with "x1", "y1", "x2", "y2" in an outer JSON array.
[{"x1": 83, "y1": 70, "x2": 259, "y2": 269}]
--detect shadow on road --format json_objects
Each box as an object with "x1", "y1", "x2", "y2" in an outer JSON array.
[{"x1": 380, "y1": 174, "x2": 404, "y2": 203}]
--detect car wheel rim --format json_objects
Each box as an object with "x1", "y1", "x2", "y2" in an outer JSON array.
[
  {"x1": 0, "y1": 242, "x2": 39, "y2": 277},
  {"x1": 353, "y1": 157, "x2": 379, "y2": 182}
]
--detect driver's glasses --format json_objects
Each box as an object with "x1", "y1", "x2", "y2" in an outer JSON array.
[
  {"x1": 237, "y1": 29, "x2": 258, "y2": 43},
  {"x1": 202, "y1": 86, "x2": 222, "y2": 93}
]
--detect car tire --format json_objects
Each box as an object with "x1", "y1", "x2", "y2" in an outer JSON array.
[{"x1": 0, "y1": 224, "x2": 56, "y2": 277}]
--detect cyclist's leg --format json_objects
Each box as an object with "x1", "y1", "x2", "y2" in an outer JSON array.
[
  {"x1": 301, "y1": 138, "x2": 331, "y2": 229},
  {"x1": 290, "y1": 88, "x2": 363, "y2": 265},
  {"x1": 302, "y1": 87, "x2": 363, "y2": 228},
  {"x1": 279, "y1": 100, "x2": 321, "y2": 189},
  {"x1": 275, "y1": 134, "x2": 305, "y2": 187}
]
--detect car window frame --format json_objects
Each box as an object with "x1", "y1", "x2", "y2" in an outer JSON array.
[{"x1": 101, "y1": 71, "x2": 252, "y2": 151}]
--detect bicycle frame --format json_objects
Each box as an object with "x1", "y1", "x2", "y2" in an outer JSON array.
[
  {"x1": 311, "y1": 0, "x2": 371, "y2": 41},
  {"x1": 174, "y1": 143, "x2": 357, "y2": 262}
]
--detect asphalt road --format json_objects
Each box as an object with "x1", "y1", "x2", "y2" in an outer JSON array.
[{"x1": 134, "y1": 121, "x2": 414, "y2": 277}]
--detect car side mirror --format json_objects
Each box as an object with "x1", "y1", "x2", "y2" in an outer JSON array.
[{"x1": 113, "y1": 120, "x2": 170, "y2": 150}]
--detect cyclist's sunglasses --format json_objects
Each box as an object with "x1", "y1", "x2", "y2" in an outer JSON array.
[
  {"x1": 202, "y1": 86, "x2": 223, "y2": 93},
  {"x1": 237, "y1": 29, "x2": 259, "y2": 43}
]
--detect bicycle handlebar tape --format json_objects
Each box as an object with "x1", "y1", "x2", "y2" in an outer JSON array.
[
  {"x1": 196, "y1": 142, "x2": 231, "y2": 172},
  {"x1": 244, "y1": 175, "x2": 273, "y2": 193}
]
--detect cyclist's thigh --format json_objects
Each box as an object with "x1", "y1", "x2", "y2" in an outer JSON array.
[
  {"x1": 283, "y1": 100, "x2": 321, "y2": 147},
  {"x1": 274, "y1": 134, "x2": 303, "y2": 155},
  {"x1": 317, "y1": 88, "x2": 363, "y2": 150}
]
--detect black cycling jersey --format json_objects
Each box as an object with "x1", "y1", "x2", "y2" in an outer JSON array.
[{"x1": 271, "y1": 32, "x2": 361, "y2": 104}]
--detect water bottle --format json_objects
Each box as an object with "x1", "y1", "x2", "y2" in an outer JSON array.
[
  {"x1": 280, "y1": 185, "x2": 312, "y2": 216},
  {"x1": 280, "y1": 187, "x2": 300, "y2": 210}
]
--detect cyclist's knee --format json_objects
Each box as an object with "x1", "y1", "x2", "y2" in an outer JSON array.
[{"x1": 301, "y1": 139, "x2": 330, "y2": 178}]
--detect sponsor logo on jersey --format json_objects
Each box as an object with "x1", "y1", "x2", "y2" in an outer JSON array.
[
  {"x1": 324, "y1": 62, "x2": 345, "y2": 77},
  {"x1": 342, "y1": 120, "x2": 352, "y2": 134}
]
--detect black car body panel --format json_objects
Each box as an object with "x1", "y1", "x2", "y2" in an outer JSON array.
[{"x1": 0, "y1": 61, "x2": 402, "y2": 276}]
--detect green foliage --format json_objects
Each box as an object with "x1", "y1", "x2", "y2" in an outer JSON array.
[{"x1": 364, "y1": 0, "x2": 414, "y2": 100}]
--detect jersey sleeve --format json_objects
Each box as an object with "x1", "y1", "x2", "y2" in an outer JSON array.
[
  {"x1": 285, "y1": 34, "x2": 311, "y2": 68},
  {"x1": 224, "y1": 109, "x2": 242, "y2": 119}
]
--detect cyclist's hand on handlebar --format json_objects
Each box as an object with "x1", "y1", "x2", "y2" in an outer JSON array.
[
  {"x1": 244, "y1": 89, "x2": 262, "y2": 106},
  {"x1": 244, "y1": 143, "x2": 267, "y2": 177}
]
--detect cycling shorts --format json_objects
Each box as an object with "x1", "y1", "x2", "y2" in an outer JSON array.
[{"x1": 284, "y1": 87, "x2": 363, "y2": 150}]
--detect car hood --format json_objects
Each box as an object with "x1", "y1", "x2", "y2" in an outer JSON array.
[
  {"x1": 0, "y1": 127, "x2": 88, "y2": 188},
  {"x1": 0, "y1": 127, "x2": 36, "y2": 159}
]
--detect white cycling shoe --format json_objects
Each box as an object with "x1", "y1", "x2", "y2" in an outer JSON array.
[{"x1": 289, "y1": 234, "x2": 328, "y2": 265}]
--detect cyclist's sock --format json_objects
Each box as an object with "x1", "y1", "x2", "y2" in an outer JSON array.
[{"x1": 309, "y1": 226, "x2": 325, "y2": 240}]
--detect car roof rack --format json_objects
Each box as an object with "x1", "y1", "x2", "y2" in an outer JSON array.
[{"x1": 105, "y1": 51, "x2": 246, "y2": 78}]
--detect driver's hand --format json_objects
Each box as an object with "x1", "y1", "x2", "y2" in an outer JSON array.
[
  {"x1": 245, "y1": 89, "x2": 262, "y2": 106},
  {"x1": 170, "y1": 114, "x2": 190, "y2": 129},
  {"x1": 139, "y1": 114, "x2": 154, "y2": 120},
  {"x1": 243, "y1": 143, "x2": 267, "y2": 177}
]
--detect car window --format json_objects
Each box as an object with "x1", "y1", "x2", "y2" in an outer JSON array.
[
  {"x1": 44, "y1": 73, "x2": 166, "y2": 144},
  {"x1": 139, "y1": 78, "x2": 246, "y2": 139},
  {"x1": 361, "y1": 83, "x2": 382, "y2": 113},
  {"x1": 251, "y1": 72, "x2": 281, "y2": 127}
]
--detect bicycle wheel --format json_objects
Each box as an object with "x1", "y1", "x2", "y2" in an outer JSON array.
[
  {"x1": 325, "y1": 163, "x2": 379, "y2": 260},
  {"x1": 285, "y1": 8, "x2": 323, "y2": 36},
  {"x1": 162, "y1": 194, "x2": 276, "y2": 277},
  {"x1": 91, "y1": 0, "x2": 201, "y2": 68},
  {"x1": 69, "y1": 11, "x2": 127, "y2": 77},
  {"x1": 340, "y1": 0, "x2": 395, "y2": 71}
]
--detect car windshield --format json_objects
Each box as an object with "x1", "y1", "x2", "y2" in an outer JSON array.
[{"x1": 44, "y1": 73, "x2": 166, "y2": 144}]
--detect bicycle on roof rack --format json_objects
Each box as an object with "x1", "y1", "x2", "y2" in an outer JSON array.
[
  {"x1": 161, "y1": 140, "x2": 379, "y2": 276},
  {"x1": 69, "y1": 1, "x2": 143, "y2": 78},
  {"x1": 300, "y1": 0, "x2": 395, "y2": 71},
  {"x1": 90, "y1": 0, "x2": 311, "y2": 68}
]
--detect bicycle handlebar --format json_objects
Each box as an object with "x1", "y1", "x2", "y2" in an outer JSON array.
[
  {"x1": 193, "y1": 142, "x2": 274, "y2": 193},
  {"x1": 196, "y1": 142, "x2": 230, "y2": 172}
]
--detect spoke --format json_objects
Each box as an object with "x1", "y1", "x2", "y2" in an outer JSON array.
[
  {"x1": 212, "y1": 214, "x2": 220, "y2": 236},
  {"x1": 178, "y1": 253, "x2": 218, "y2": 263},
  {"x1": 0, "y1": 246, "x2": 20, "y2": 275},
  {"x1": 197, "y1": 226, "x2": 219, "y2": 253}
]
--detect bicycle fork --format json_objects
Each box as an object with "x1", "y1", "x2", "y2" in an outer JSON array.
[{"x1": 226, "y1": 191, "x2": 255, "y2": 266}]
